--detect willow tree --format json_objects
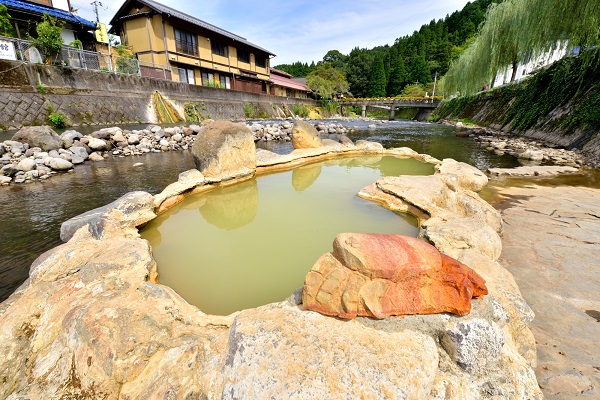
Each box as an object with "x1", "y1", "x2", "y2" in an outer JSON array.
[{"x1": 444, "y1": 0, "x2": 600, "y2": 95}]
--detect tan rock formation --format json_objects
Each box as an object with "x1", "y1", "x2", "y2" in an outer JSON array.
[
  {"x1": 192, "y1": 121, "x2": 256, "y2": 182},
  {"x1": 303, "y1": 233, "x2": 487, "y2": 319},
  {"x1": 291, "y1": 120, "x2": 322, "y2": 149}
]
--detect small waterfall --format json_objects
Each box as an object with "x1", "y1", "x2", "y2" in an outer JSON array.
[{"x1": 153, "y1": 91, "x2": 183, "y2": 124}]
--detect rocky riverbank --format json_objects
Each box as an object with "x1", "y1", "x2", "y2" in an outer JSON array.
[
  {"x1": 0, "y1": 119, "x2": 387, "y2": 185},
  {"x1": 0, "y1": 121, "x2": 542, "y2": 398},
  {"x1": 443, "y1": 121, "x2": 587, "y2": 167},
  {"x1": 492, "y1": 184, "x2": 600, "y2": 400}
]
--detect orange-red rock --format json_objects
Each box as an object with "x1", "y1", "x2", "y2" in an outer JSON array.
[{"x1": 302, "y1": 233, "x2": 487, "y2": 319}]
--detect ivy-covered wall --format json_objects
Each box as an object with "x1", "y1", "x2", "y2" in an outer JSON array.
[{"x1": 432, "y1": 48, "x2": 600, "y2": 161}]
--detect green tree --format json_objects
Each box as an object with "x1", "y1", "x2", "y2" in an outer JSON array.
[
  {"x1": 0, "y1": 4, "x2": 13, "y2": 37},
  {"x1": 31, "y1": 13, "x2": 65, "y2": 63},
  {"x1": 409, "y1": 55, "x2": 431, "y2": 85},
  {"x1": 368, "y1": 54, "x2": 387, "y2": 97},
  {"x1": 445, "y1": 0, "x2": 600, "y2": 95},
  {"x1": 306, "y1": 62, "x2": 349, "y2": 99},
  {"x1": 345, "y1": 47, "x2": 373, "y2": 97},
  {"x1": 388, "y1": 50, "x2": 407, "y2": 96},
  {"x1": 322, "y1": 50, "x2": 347, "y2": 69}
]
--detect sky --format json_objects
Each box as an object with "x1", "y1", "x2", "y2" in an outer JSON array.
[{"x1": 73, "y1": 0, "x2": 472, "y2": 65}]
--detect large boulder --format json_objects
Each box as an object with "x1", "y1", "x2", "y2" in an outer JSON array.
[
  {"x1": 302, "y1": 233, "x2": 488, "y2": 319},
  {"x1": 291, "y1": 121, "x2": 322, "y2": 149},
  {"x1": 11, "y1": 126, "x2": 62, "y2": 151},
  {"x1": 60, "y1": 130, "x2": 83, "y2": 148},
  {"x1": 222, "y1": 303, "x2": 439, "y2": 399},
  {"x1": 191, "y1": 121, "x2": 256, "y2": 182},
  {"x1": 60, "y1": 191, "x2": 156, "y2": 242}
]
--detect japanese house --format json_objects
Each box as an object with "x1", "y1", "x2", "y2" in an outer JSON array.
[
  {"x1": 109, "y1": 0, "x2": 274, "y2": 93},
  {"x1": 269, "y1": 68, "x2": 310, "y2": 98}
]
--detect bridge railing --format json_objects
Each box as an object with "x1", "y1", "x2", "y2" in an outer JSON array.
[{"x1": 339, "y1": 96, "x2": 443, "y2": 104}]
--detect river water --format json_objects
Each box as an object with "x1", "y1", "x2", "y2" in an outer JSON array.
[{"x1": 0, "y1": 120, "x2": 521, "y2": 303}]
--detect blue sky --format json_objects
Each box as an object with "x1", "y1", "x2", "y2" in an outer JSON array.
[{"x1": 74, "y1": 0, "x2": 472, "y2": 65}]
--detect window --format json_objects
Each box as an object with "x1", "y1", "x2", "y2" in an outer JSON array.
[
  {"x1": 237, "y1": 49, "x2": 250, "y2": 64},
  {"x1": 219, "y1": 75, "x2": 231, "y2": 89},
  {"x1": 211, "y1": 40, "x2": 228, "y2": 57},
  {"x1": 201, "y1": 71, "x2": 215, "y2": 86},
  {"x1": 255, "y1": 55, "x2": 266, "y2": 68},
  {"x1": 175, "y1": 28, "x2": 198, "y2": 56},
  {"x1": 178, "y1": 68, "x2": 195, "y2": 85}
]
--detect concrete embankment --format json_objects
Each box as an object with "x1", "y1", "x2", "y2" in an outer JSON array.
[{"x1": 0, "y1": 59, "x2": 317, "y2": 130}]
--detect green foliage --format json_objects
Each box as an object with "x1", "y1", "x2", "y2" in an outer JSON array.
[
  {"x1": 243, "y1": 102, "x2": 268, "y2": 118},
  {"x1": 445, "y1": 0, "x2": 600, "y2": 95},
  {"x1": 306, "y1": 63, "x2": 349, "y2": 99},
  {"x1": 69, "y1": 39, "x2": 82, "y2": 48},
  {"x1": 204, "y1": 80, "x2": 223, "y2": 88},
  {"x1": 36, "y1": 82, "x2": 45, "y2": 94},
  {"x1": 114, "y1": 44, "x2": 138, "y2": 74},
  {"x1": 275, "y1": 0, "x2": 495, "y2": 98},
  {"x1": 47, "y1": 111, "x2": 66, "y2": 128},
  {"x1": 184, "y1": 101, "x2": 205, "y2": 122},
  {"x1": 433, "y1": 48, "x2": 600, "y2": 135},
  {"x1": 0, "y1": 4, "x2": 13, "y2": 37},
  {"x1": 273, "y1": 61, "x2": 316, "y2": 76},
  {"x1": 31, "y1": 13, "x2": 65, "y2": 63},
  {"x1": 292, "y1": 104, "x2": 311, "y2": 117},
  {"x1": 368, "y1": 55, "x2": 387, "y2": 97}
]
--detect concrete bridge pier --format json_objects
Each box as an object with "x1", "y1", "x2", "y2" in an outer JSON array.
[
  {"x1": 361, "y1": 105, "x2": 367, "y2": 118},
  {"x1": 389, "y1": 105, "x2": 396, "y2": 121}
]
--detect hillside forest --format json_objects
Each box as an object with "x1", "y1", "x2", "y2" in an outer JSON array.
[
  {"x1": 276, "y1": 0, "x2": 599, "y2": 99},
  {"x1": 274, "y1": 0, "x2": 496, "y2": 98}
]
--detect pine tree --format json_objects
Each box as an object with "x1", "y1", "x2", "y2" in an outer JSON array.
[
  {"x1": 409, "y1": 55, "x2": 431, "y2": 86},
  {"x1": 388, "y1": 52, "x2": 407, "y2": 96},
  {"x1": 368, "y1": 55, "x2": 387, "y2": 97}
]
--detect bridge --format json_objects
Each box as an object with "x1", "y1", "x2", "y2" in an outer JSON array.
[{"x1": 338, "y1": 97, "x2": 441, "y2": 120}]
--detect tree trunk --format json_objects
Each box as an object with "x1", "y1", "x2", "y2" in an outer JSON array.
[{"x1": 510, "y1": 60, "x2": 519, "y2": 82}]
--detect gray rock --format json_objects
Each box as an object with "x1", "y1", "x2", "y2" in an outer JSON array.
[
  {"x1": 0, "y1": 143, "x2": 4, "y2": 156},
  {"x1": 0, "y1": 175, "x2": 11, "y2": 184},
  {"x1": 60, "y1": 191, "x2": 156, "y2": 242},
  {"x1": 71, "y1": 155, "x2": 85, "y2": 165},
  {"x1": 87, "y1": 137, "x2": 107, "y2": 151},
  {"x1": 188, "y1": 124, "x2": 201, "y2": 133},
  {"x1": 48, "y1": 150, "x2": 60, "y2": 158},
  {"x1": 339, "y1": 135, "x2": 354, "y2": 147},
  {"x1": 25, "y1": 170, "x2": 40, "y2": 180},
  {"x1": 60, "y1": 130, "x2": 83, "y2": 148},
  {"x1": 11, "y1": 126, "x2": 62, "y2": 151},
  {"x1": 4, "y1": 140, "x2": 25, "y2": 154},
  {"x1": 88, "y1": 152, "x2": 105, "y2": 162},
  {"x1": 354, "y1": 140, "x2": 384, "y2": 152},
  {"x1": 48, "y1": 158, "x2": 73, "y2": 171},
  {"x1": 112, "y1": 131, "x2": 126, "y2": 142},
  {"x1": 70, "y1": 145, "x2": 89, "y2": 160},
  {"x1": 172, "y1": 133, "x2": 182, "y2": 142},
  {"x1": 89, "y1": 129, "x2": 111, "y2": 139},
  {"x1": 34, "y1": 151, "x2": 49, "y2": 159},
  {"x1": 127, "y1": 134, "x2": 140, "y2": 145},
  {"x1": 518, "y1": 149, "x2": 544, "y2": 161},
  {"x1": 441, "y1": 318, "x2": 505, "y2": 375},
  {"x1": 17, "y1": 158, "x2": 37, "y2": 172},
  {"x1": 1, "y1": 164, "x2": 19, "y2": 177}
]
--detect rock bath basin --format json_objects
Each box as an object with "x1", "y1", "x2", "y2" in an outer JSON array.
[
  {"x1": 141, "y1": 155, "x2": 433, "y2": 315},
  {"x1": 0, "y1": 128, "x2": 542, "y2": 398}
]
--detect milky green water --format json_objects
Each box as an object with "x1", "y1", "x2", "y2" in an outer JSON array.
[{"x1": 140, "y1": 155, "x2": 434, "y2": 315}]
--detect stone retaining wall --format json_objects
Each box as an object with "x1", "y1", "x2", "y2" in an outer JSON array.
[{"x1": 0, "y1": 60, "x2": 318, "y2": 130}]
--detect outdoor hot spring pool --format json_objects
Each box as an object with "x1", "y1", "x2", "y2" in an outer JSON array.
[{"x1": 140, "y1": 155, "x2": 434, "y2": 315}]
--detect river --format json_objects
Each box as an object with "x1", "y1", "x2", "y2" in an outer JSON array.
[{"x1": 0, "y1": 119, "x2": 521, "y2": 302}]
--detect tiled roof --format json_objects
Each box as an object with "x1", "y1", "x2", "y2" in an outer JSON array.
[
  {"x1": 270, "y1": 72, "x2": 310, "y2": 91},
  {"x1": 110, "y1": 0, "x2": 274, "y2": 55},
  {"x1": 0, "y1": 0, "x2": 96, "y2": 29}
]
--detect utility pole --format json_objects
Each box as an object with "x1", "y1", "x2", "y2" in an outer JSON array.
[
  {"x1": 91, "y1": 1, "x2": 103, "y2": 23},
  {"x1": 431, "y1": 71, "x2": 437, "y2": 100}
]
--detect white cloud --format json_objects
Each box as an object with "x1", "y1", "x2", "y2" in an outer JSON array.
[{"x1": 73, "y1": 0, "x2": 472, "y2": 64}]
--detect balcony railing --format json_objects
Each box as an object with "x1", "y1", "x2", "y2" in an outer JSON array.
[{"x1": 0, "y1": 35, "x2": 141, "y2": 76}]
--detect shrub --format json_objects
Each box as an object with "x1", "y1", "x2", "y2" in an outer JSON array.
[{"x1": 31, "y1": 13, "x2": 64, "y2": 63}]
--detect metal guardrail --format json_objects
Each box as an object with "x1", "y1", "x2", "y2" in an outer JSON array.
[{"x1": 0, "y1": 35, "x2": 145, "y2": 77}]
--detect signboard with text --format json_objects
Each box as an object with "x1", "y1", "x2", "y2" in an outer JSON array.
[
  {"x1": 95, "y1": 23, "x2": 109, "y2": 44},
  {"x1": 0, "y1": 40, "x2": 17, "y2": 61}
]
